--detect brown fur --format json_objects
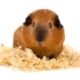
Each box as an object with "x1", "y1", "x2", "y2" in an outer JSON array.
[{"x1": 13, "y1": 9, "x2": 65, "y2": 59}]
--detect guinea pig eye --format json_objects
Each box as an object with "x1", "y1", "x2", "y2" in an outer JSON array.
[
  {"x1": 48, "y1": 22, "x2": 52, "y2": 29},
  {"x1": 54, "y1": 15, "x2": 63, "y2": 29},
  {"x1": 23, "y1": 14, "x2": 32, "y2": 26},
  {"x1": 32, "y1": 22, "x2": 35, "y2": 27}
]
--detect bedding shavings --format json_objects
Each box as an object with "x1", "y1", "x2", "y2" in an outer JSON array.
[{"x1": 0, "y1": 45, "x2": 80, "y2": 71}]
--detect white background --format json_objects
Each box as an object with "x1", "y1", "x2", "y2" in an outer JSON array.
[
  {"x1": 0, "y1": 66, "x2": 80, "y2": 80},
  {"x1": 0, "y1": 0, "x2": 80, "y2": 80}
]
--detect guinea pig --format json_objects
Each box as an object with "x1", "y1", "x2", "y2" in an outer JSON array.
[{"x1": 13, "y1": 9, "x2": 65, "y2": 59}]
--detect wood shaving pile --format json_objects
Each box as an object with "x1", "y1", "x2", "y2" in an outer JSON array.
[{"x1": 0, "y1": 45, "x2": 80, "y2": 71}]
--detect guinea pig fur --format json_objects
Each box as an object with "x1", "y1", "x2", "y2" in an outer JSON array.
[{"x1": 13, "y1": 9, "x2": 65, "y2": 59}]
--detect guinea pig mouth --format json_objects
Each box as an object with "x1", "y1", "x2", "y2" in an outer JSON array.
[{"x1": 35, "y1": 34, "x2": 46, "y2": 47}]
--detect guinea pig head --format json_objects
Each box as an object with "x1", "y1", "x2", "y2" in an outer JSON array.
[{"x1": 23, "y1": 9, "x2": 63, "y2": 42}]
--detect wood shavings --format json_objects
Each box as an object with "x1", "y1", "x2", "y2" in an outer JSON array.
[{"x1": 0, "y1": 45, "x2": 80, "y2": 71}]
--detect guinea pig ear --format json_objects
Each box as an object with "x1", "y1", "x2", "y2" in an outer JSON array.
[
  {"x1": 54, "y1": 15, "x2": 63, "y2": 29},
  {"x1": 23, "y1": 14, "x2": 32, "y2": 26}
]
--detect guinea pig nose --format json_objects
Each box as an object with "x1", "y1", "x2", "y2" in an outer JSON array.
[{"x1": 35, "y1": 26, "x2": 47, "y2": 42}]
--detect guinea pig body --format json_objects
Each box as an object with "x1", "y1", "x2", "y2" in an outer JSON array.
[{"x1": 13, "y1": 9, "x2": 65, "y2": 59}]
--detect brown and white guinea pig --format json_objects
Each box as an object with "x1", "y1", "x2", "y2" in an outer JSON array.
[{"x1": 13, "y1": 9, "x2": 65, "y2": 59}]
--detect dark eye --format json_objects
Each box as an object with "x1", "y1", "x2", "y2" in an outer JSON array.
[
  {"x1": 54, "y1": 15, "x2": 63, "y2": 29},
  {"x1": 33, "y1": 22, "x2": 35, "y2": 27},
  {"x1": 48, "y1": 22, "x2": 52, "y2": 29},
  {"x1": 23, "y1": 14, "x2": 32, "y2": 26}
]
